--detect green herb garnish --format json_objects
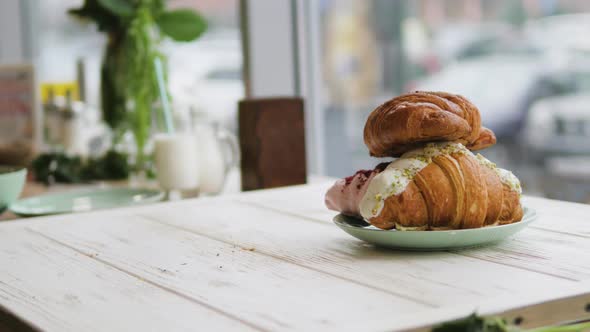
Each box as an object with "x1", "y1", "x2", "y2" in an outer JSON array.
[{"x1": 432, "y1": 313, "x2": 590, "y2": 332}]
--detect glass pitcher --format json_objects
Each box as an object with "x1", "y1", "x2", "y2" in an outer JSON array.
[{"x1": 192, "y1": 117, "x2": 239, "y2": 195}]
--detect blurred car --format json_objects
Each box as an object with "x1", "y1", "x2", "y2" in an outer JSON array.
[
  {"x1": 523, "y1": 92, "x2": 590, "y2": 204},
  {"x1": 429, "y1": 23, "x2": 515, "y2": 64},
  {"x1": 524, "y1": 94, "x2": 590, "y2": 156},
  {"x1": 410, "y1": 13, "x2": 590, "y2": 140},
  {"x1": 524, "y1": 14, "x2": 590, "y2": 53},
  {"x1": 542, "y1": 155, "x2": 590, "y2": 203},
  {"x1": 413, "y1": 54, "x2": 551, "y2": 138},
  {"x1": 412, "y1": 47, "x2": 590, "y2": 139}
]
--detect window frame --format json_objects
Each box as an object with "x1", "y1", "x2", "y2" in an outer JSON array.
[{"x1": 241, "y1": 0, "x2": 325, "y2": 174}]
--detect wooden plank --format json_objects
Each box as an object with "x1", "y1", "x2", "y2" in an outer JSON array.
[
  {"x1": 238, "y1": 184, "x2": 590, "y2": 237},
  {"x1": 522, "y1": 196, "x2": 590, "y2": 238},
  {"x1": 27, "y1": 212, "x2": 428, "y2": 332},
  {"x1": 488, "y1": 290, "x2": 590, "y2": 330},
  {"x1": 4, "y1": 183, "x2": 590, "y2": 331},
  {"x1": 238, "y1": 184, "x2": 590, "y2": 281},
  {"x1": 455, "y1": 227, "x2": 590, "y2": 281},
  {"x1": 130, "y1": 198, "x2": 578, "y2": 309},
  {"x1": 0, "y1": 301, "x2": 40, "y2": 332},
  {"x1": 0, "y1": 224, "x2": 256, "y2": 332},
  {"x1": 234, "y1": 185, "x2": 590, "y2": 328},
  {"x1": 237, "y1": 182, "x2": 334, "y2": 221},
  {"x1": 401, "y1": 285, "x2": 590, "y2": 331}
]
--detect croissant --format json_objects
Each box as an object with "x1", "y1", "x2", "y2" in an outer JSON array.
[
  {"x1": 364, "y1": 91, "x2": 496, "y2": 157},
  {"x1": 325, "y1": 143, "x2": 523, "y2": 230},
  {"x1": 367, "y1": 143, "x2": 521, "y2": 229},
  {"x1": 326, "y1": 90, "x2": 523, "y2": 230}
]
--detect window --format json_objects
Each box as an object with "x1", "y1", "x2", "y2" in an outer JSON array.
[
  {"x1": 33, "y1": 0, "x2": 243, "y2": 132},
  {"x1": 309, "y1": 0, "x2": 590, "y2": 202}
]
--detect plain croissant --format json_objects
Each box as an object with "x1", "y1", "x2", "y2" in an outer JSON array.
[
  {"x1": 364, "y1": 91, "x2": 496, "y2": 157},
  {"x1": 362, "y1": 146, "x2": 523, "y2": 230}
]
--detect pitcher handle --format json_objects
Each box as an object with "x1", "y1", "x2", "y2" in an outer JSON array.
[{"x1": 214, "y1": 123, "x2": 240, "y2": 177}]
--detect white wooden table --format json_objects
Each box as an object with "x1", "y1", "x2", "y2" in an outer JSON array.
[{"x1": 1, "y1": 180, "x2": 590, "y2": 331}]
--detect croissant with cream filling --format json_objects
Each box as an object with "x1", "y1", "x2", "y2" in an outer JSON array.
[
  {"x1": 325, "y1": 91, "x2": 523, "y2": 230},
  {"x1": 363, "y1": 145, "x2": 522, "y2": 230}
]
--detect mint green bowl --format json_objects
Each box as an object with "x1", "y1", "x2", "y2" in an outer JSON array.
[
  {"x1": 0, "y1": 166, "x2": 27, "y2": 214},
  {"x1": 334, "y1": 207, "x2": 536, "y2": 251}
]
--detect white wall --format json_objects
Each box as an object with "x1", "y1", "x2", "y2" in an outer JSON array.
[
  {"x1": 241, "y1": 0, "x2": 298, "y2": 97},
  {"x1": 0, "y1": 1, "x2": 25, "y2": 63}
]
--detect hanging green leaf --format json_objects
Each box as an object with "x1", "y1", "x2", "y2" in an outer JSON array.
[
  {"x1": 69, "y1": 0, "x2": 122, "y2": 32},
  {"x1": 157, "y1": 9, "x2": 207, "y2": 42},
  {"x1": 67, "y1": 0, "x2": 208, "y2": 174},
  {"x1": 97, "y1": 0, "x2": 134, "y2": 17}
]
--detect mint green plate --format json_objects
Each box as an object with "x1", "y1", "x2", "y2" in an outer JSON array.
[
  {"x1": 334, "y1": 207, "x2": 536, "y2": 251},
  {"x1": 0, "y1": 167, "x2": 27, "y2": 214},
  {"x1": 9, "y1": 188, "x2": 165, "y2": 217}
]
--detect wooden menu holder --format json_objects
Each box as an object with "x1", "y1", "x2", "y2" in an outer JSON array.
[{"x1": 238, "y1": 97, "x2": 307, "y2": 191}]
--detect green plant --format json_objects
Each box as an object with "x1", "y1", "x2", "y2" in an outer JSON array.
[
  {"x1": 69, "y1": 0, "x2": 207, "y2": 171},
  {"x1": 80, "y1": 150, "x2": 130, "y2": 180},
  {"x1": 32, "y1": 153, "x2": 84, "y2": 184},
  {"x1": 32, "y1": 150, "x2": 130, "y2": 184},
  {"x1": 433, "y1": 313, "x2": 590, "y2": 332}
]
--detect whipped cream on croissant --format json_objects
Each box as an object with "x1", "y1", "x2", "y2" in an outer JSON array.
[
  {"x1": 358, "y1": 142, "x2": 521, "y2": 220},
  {"x1": 475, "y1": 154, "x2": 522, "y2": 194}
]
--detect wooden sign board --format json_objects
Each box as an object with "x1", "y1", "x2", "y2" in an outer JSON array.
[
  {"x1": 239, "y1": 97, "x2": 307, "y2": 191},
  {"x1": 0, "y1": 64, "x2": 36, "y2": 166}
]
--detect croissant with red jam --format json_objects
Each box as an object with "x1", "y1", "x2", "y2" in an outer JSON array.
[{"x1": 325, "y1": 91, "x2": 523, "y2": 230}]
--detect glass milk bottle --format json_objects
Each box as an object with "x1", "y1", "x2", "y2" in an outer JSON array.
[{"x1": 154, "y1": 130, "x2": 200, "y2": 194}]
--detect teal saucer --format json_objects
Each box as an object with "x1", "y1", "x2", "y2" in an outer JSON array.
[
  {"x1": 0, "y1": 166, "x2": 27, "y2": 214},
  {"x1": 9, "y1": 188, "x2": 165, "y2": 217},
  {"x1": 333, "y1": 207, "x2": 536, "y2": 251}
]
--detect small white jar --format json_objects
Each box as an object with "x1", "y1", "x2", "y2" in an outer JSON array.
[{"x1": 154, "y1": 133, "x2": 199, "y2": 191}]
